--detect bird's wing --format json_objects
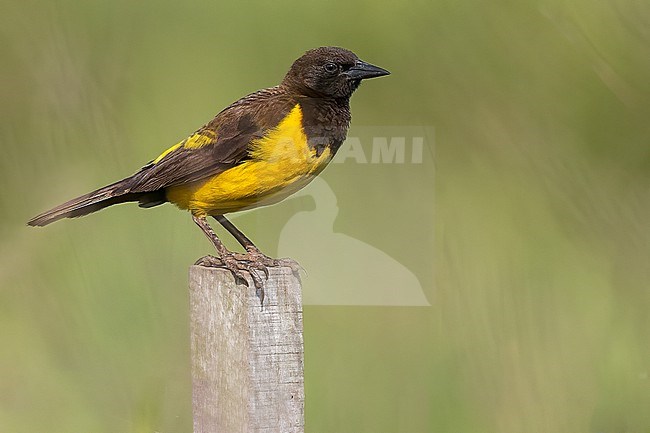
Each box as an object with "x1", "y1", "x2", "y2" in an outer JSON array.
[{"x1": 123, "y1": 86, "x2": 294, "y2": 193}]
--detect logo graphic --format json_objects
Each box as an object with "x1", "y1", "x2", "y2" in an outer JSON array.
[{"x1": 278, "y1": 177, "x2": 430, "y2": 306}]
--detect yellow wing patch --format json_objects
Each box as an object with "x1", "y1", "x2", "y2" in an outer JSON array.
[
  {"x1": 166, "y1": 103, "x2": 333, "y2": 216},
  {"x1": 184, "y1": 130, "x2": 217, "y2": 149},
  {"x1": 152, "y1": 130, "x2": 217, "y2": 164}
]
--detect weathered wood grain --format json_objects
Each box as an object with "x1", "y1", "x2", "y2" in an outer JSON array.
[{"x1": 189, "y1": 265, "x2": 304, "y2": 433}]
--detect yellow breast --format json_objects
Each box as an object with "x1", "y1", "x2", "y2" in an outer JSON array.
[{"x1": 166, "y1": 104, "x2": 332, "y2": 216}]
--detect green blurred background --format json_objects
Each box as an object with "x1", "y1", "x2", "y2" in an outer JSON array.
[{"x1": 2, "y1": 0, "x2": 650, "y2": 431}]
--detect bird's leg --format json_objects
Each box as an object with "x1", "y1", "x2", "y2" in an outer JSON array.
[
  {"x1": 192, "y1": 215, "x2": 266, "y2": 302},
  {"x1": 213, "y1": 215, "x2": 256, "y2": 250},
  {"x1": 213, "y1": 215, "x2": 302, "y2": 274}
]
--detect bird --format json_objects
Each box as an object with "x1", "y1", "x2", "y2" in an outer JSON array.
[{"x1": 27, "y1": 46, "x2": 390, "y2": 300}]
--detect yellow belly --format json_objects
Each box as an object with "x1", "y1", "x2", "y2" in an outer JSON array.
[{"x1": 165, "y1": 104, "x2": 332, "y2": 216}]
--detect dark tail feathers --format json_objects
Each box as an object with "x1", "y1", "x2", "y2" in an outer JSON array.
[{"x1": 27, "y1": 178, "x2": 166, "y2": 227}]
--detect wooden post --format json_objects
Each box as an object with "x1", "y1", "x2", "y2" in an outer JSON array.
[{"x1": 189, "y1": 265, "x2": 305, "y2": 433}]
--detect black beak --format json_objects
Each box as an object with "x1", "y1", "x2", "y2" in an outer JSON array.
[{"x1": 346, "y1": 60, "x2": 390, "y2": 80}]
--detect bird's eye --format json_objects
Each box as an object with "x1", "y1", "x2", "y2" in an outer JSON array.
[{"x1": 323, "y1": 62, "x2": 339, "y2": 73}]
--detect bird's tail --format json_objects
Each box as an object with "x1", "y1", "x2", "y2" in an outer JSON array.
[{"x1": 27, "y1": 178, "x2": 166, "y2": 227}]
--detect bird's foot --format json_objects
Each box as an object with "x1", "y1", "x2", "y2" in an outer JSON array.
[
  {"x1": 194, "y1": 250, "x2": 302, "y2": 306},
  {"x1": 194, "y1": 254, "x2": 267, "y2": 304},
  {"x1": 243, "y1": 246, "x2": 304, "y2": 276}
]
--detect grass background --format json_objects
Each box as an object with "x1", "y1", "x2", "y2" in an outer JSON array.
[{"x1": 2, "y1": 0, "x2": 650, "y2": 431}]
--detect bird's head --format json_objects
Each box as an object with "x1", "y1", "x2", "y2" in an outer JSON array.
[{"x1": 282, "y1": 46, "x2": 390, "y2": 99}]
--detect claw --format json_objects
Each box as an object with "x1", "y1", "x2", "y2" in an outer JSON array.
[{"x1": 194, "y1": 255, "x2": 222, "y2": 267}]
